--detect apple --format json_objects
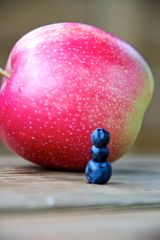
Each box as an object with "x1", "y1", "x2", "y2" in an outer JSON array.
[{"x1": 0, "y1": 23, "x2": 154, "y2": 170}]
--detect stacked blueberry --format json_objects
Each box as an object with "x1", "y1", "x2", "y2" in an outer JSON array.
[{"x1": 85, "y1": 128, "x2": 112, "y2": 184}]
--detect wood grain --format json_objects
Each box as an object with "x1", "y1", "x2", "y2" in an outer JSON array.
[
  {"x1": 1, "y1": 210, "x2": 160, "y2": 240},
  {"x1": 0, "y1": 154, "x2": 160, "y2": 240},
  {"x1": 0, "y1": 154, "x2": 160, "y2": 213}
]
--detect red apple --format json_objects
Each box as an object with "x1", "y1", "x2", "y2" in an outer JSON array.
[{"x1": 0, "y1": 23, "x2": 154, "y2": 170}]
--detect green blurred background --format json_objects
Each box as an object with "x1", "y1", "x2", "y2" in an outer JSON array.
[{"x1": 0, "y1": 0, "x2": 159, "y2": 155}]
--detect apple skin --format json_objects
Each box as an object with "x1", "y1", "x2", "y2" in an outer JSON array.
[{"x1": 0, "y1": 23, "x2": 154, "y2": 170}]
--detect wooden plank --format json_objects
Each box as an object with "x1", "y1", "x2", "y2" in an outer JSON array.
[
  {"x1": 0, "y1": 154, "x2": 160, "y2": 213},
  {"x1": 0, "y1": 210, "x2": 160, "y2": 240}
]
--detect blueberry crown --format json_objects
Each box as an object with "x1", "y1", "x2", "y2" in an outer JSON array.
[{"x1": 91, "y1": 128, "x2": 110, "y2": 148}]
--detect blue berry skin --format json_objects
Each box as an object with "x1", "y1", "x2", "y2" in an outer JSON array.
[
  {"x1": 91, "y1": 145, "x2": 109, "y2": 162},
  {"x1": 85, "y1": 160, "x2": 112, "y2": 184},
  {"x1": 91, "y1": 128, "x2": 110, "y2": 148}
]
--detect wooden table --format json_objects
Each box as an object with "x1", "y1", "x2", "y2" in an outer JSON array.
[{"x1": 0, "y1": 153, "x2": 160, "y2": 240}]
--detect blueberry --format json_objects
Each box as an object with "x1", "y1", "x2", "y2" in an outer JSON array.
[
  {"x1": 91, "y1": 145, "x2": 109, "y2": 162},
  {"x1": 85, "y1": 160, "x2": 112, "y2": 184},
  {"x1": 91, "y1": 128, "x2": 110, "y2": 148}
]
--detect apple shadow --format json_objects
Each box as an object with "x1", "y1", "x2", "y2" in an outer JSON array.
[{"x1": 12, "y1": 165, "x2": 49, "y2": 174}]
